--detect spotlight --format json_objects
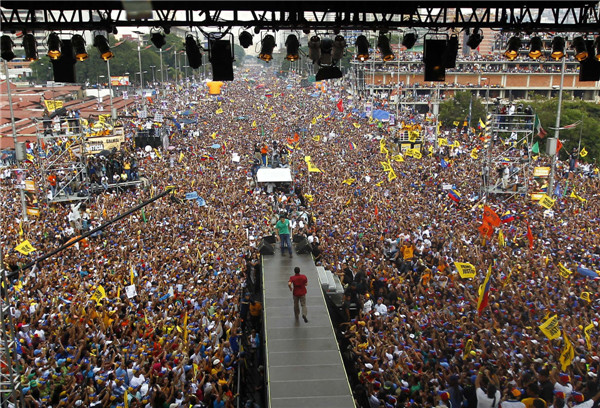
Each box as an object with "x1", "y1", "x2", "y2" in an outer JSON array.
[
  {"x1": 572, "y1": 36, "x2": 588, "y2": 61},
  {"x1": 209, "y1": 39, "x2": 233, "y2": 81},
  {"x1": 308, "y1": 35, "x2": 321, "y2": 63},
  {"x1": 550, "y1": 36, "x2": 565, "y2": 60},
  {"x1": 316, "y1": 66, "x2": 342, "y2": 81},
  {"x1": 51, "y1": 39, "x2": 76, "y2": 83},
  {"x1": 442, "y1": 34, "x2": 458, "y2": 68},
  {"x1": 239, "y1": 31, "x2": 253, "y2": 49},
  {"x1": 47, "y1": 32, "x2": 62, "y2": 60},
  {"x1": 185, "y1": 35, "x2": 202, "y2": 69},
  {"x1": 355, "y1": 35, "x2": 369, "y2": 61},
  {"x1": 504, "y1": 36, "x2": 521, "y2": 60},
  {"x1": 332, "y1": 35, "x2": 346, "y2": 61},
  {"x1": 258, "y1": 34, "x2": 276, "y2": 62},
  {"x1": 285, "y1": 34, "x2": 300, "y2": 61},
  {"x1": 377, "y1": 33, "x2": 395, "y2": 61},
  {"x1": 150, "y1": 31, "x2": 166, "y2": 49},
  {"x1": 93, "y1": 35, "x2": 113, "y2": 61},
  {"x1": 23, "y1": 34, "x2": 38, "y2": 61},
  {"x1": 466, "y1": 29, "x2": 483, "y2": 50},
  {"x1": 319, "y1": 37, "x2": 333, "y2": 66},
  {"x1": 594, "y1": 36, "x2": 600, "y2": 61},
  {"x1": 528, "y1": 36, "x2": 543, "y2": 59},
  {"x1": 424, "y1": 37, "x2": 446, "y2": 81},
  {"x1": 71, "y1": 34, "x2": 88, "y2": 61},
  {"x1": 402, "y1": 32, "x2": 417, "y2": 49},
  {"x1": 1, "y1": 35, "x2": 15, "y2": 61}
]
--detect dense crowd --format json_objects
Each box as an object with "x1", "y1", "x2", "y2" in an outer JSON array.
[{"x1": 2, "y1": 65, "x2": 599, "y2": 408}]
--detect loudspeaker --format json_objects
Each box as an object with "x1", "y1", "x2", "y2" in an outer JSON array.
[
  {"x1": 258, "y1": 239, "x2": 274, "y2": 255},
  {"x1": 263, "y1": 235, "x2": 276, "y2": 244},
  {"x1": 49, "y1": 107, "x2": 67, "y2": 119},
  {"x1": 293, "y1": 234, "x2": 304, "y2": 243},
  {"x1": 579, "y1": 57, "x2": 600, "y2": 82},
  {"x1": 424, "y1": 39, "x2": 446, "y2": 82},
  {"x1": 296, "y1": 238, "x2": 312, "y2": 254},
  {"x1": 51, "y1": 40, "x2": 76, "y2": 83}
]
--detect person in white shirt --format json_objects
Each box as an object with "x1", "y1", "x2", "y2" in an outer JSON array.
[
  {"x1": 475, "y1": 370, "x2": 501, "y2": 408},
  {"x1": 571, "y1": 390, "x2": 600, "y2": 408},
  {"x1": 373, "y1": 297, "x2": 387, "y2": 316}
]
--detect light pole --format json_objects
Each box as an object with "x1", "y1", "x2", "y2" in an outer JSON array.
[
  {"x1": 150, "y1": 65, "x2": 156, "y2": 84},
  {"x1": 159, "y1": 48, "x2": 164, "y2": 83},
  {"x1": 133, "y1": 31, "x2": 145, "y2": 95},
  {"x1": 106, "y1": 60, "x2": 115, "y2": 119},
  {"x1": 548, "y1": 56, "x2": 566, "y2": 196},
  {"x1": 183, "y1": 65, "x2": 189, "y2": 79}
]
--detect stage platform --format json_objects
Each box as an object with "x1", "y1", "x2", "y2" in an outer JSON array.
[{"x1": 262, "y1": 252, "x2": 354, "y2": 408}]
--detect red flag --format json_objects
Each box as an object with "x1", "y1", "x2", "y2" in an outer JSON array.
[
  {"x1": 527, "y1": 223, "x2": 534, "y2": 249},
  {"x1": 556, "y1": 139, "x2": 563, "y2": 153},
  {"x1": 146, "y1": 96, "x2": 154, "y2": 104},
  {"x1": 483, "y1": 206, "x2": 501, "y2": 228},
  {"x1": 144, "y1": 44, "x2": 153, "y2": 50},
  {"x1": 478, "y1": 221, "x2": 494, "y2": 239},
  {"x1": 374, "y1": 205, "x2": 379, "y2": 218},
  {"x1": 293, "y1": 132, "x2": 299, "y2": 142},
  {"x1": 337, "y1": 99, "x2": 344, "y2": 112}
]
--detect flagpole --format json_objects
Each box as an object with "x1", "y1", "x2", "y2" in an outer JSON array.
[{"x1": 548, "y1": 56, "x2": 565, "y2": 196}]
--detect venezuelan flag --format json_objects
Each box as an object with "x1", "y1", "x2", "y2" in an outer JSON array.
[
  {"x1": 448, "y1": 189, "x2": 461, "y2": 202},
  {"x1": 349, "y1": 142, "x2": 357, "y2": 150},
  {"x1": 477, "y1": 266, "x2": 492, "y2": 315}
]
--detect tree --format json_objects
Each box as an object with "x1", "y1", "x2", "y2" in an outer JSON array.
[{"x1": 438, "y1": 91, "x2": 486, "y2": 129}]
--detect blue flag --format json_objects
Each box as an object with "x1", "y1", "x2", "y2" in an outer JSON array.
[{"x1": 441, "y1": 158, "x2": 448, "y2": 169}]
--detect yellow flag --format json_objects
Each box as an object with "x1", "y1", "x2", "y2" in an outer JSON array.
[
  {"x1": 18, "y1": 222, "x2": 23, "y2": 237},
  {"x1": 375, "y1": 180, "x2": 384, "y2": 187},
  {"x1": 438, "y1": 138, "x2": 448, "y2": 147},
  {"x1": 381, "y1": 161, "x2": 392, "y2": 172},
  {"x1": 15, "y1": 240, "x2": 36, "y2": 255},
  {"x1": 215, "y1": 108, "x2": 224, "y2": 114},
  {"x1": 311, "y1": 117, "x2": 317, "y2": 125},
  {"x1": 452, "y1": 140, "x2": 460, "y2": 148},
  {"x1": 453, "y1": 121, "x2": 460, "y2": 127},
  {"x1": 342, "y1": 178, "x2": 356, "y2": 185},
  {"x1": 463, "y1": 339, "x2": 474, "y2": 360},
  {"x1": 470, "y1": 149, "x2": 479, "y2": 159},
  {"x1": 410, "y1": 149, "x2": 422, "y2": 159},
  {"x1": 455, "y1": 262, "x2": 476, "y2": 279},
  {"x1": 271, "y1": 113, "x2": 276, "y2": 119},
  {"x1": 559, "y1": 330, "x2": 575, "y2": 371},
  {"x1": 210, "y1": 132, "x2": 217, "y2": 139},
  {"x1": 391, "y1": 154, "x2": 404, "y2": 162},
  {"x1": 570, "y1": 190, "x2": 587, "y2": 202},
  {"x1": 558, "y1": 263, "x2": 573, "y2": 279},
  {"x1": 90, "y1": 285, "x2": 107, "y2": 305},
  {"x1": 408, "y1": 131, "x2": 419, "y2": 142},
  {"x1": 178, "y1": 152, "x2": 184, "y2": 163},
  {"x1": 303, "y1": 194, "x2": 314, "y2": 202},
  {"x1": 130, "y1": 266, "x2": 135, "y2": 285},
  {"x1": 183, "y1": 311, "x2": 189, "y2": 343},
  {"x1": 387, "y1": 169, "x2": 397, "y2": 182},
  {"x1": 580, "y1": 292, "x2": 591, "y2": 302},
  {"x1": 538, "y1": 194, "x2": 555, "y2": 209},
  {"x1": 539, "y1": 315, "x2": 561, "y2": 340},
  {"x1": 353, "y1": 123, "x2": 360, "y2": 129},
  {"x1": 498, "y1": 229, "x2": 505, "y2": 248},
  {"x1": 154, "y1": 148, "x2": 162, "y2": 159},
  {"x1": 580, "y1": 147, "x2": 588, "y2": 157},
  {"x1": 251, "y1": 120, "x2": 257, "y2": 128},
  {"x1": 584, "y1": 322, "x2": 594, "y2": 350}
]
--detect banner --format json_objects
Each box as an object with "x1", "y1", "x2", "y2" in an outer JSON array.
[
  {"x1": 110, "y1": 76, "x2": 130, "y2": 86},
  {"x1": 90, "y1": 285, "x2": 107, "y2": 305},
  {"x1": 85, "y1": 135, "x2": 125, "y2": 155},
  {"x1": 559, "y1": 330, "x2": 574, "y2": 371},
  {"x1": 538, "y1": 194, "x2": 555, "y2": 209},
  {"x1": 584, "y1": 322, "x2": 594, "y2": 350},
  {"x1": 558, "y1": 263, "x2": 573, "y2": 279},
  {"x1": 539, "y1": 315, "x2": 561, "y2": 340},
  {"x1": 15, "y1": 240, "x2": 36, "y2": 255},
  {"x1": 455, "y1": 262, "x2": 476, "y2": 279},
  {"x1": 533, "y1": 167, "x2": 551, "y2": 177},
  {"x1": 43, "y1": 100, "x2": 64, "y2": 112}
]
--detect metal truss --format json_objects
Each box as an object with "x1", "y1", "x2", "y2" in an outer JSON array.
[{"x1": 1, "y1": 1, "x2": 599, "y2": 32}]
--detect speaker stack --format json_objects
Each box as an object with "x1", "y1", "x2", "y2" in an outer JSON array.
[{"x1": 258, "y1": 239, "x2": 275, "y2": 255}]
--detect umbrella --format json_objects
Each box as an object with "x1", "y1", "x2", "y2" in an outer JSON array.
[
  {"x1": 576, "y1": 267, "x2": 599, "y2": 278},
  {"x1": 210, "y1": 144, "x2": 221, "y2": 149}
]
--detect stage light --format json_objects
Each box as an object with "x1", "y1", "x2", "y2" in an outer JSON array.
[
  {"x1": 572, "y1": 36, "x2": 588, "y2": 61},
  {"x1": 23, "y1": 34, "x2": 38, "y2": 61},
  {"x1": 71, "y1": 34, "x2": 88, "y2": 61},
  {"x1": 47, "y1": 32, "x2": 62, "y2": 60},
  {"x1": 504, "y1": 36, "x2": 521, "y2": 60},
  {"x1": 550, "y1": 36, "x2": 565, "y2": 60},
  {"x1": 579, "y1": 56, "x2": 600, "y2": 81},
  {"x1": 316, "y1": 66, "x2": 342, "y2": 81},
  {"x1": 51, "y1": 39, "x2": 76, "y2": 83},
  {"x1": 402, "y1": 32, "x2": 417, "y2": 49},
  {"x1": 319, "y1": 37, "x2": 333, "y2": 66},
  {"x1": 285, "y1": 34, "x2": 300, "y2": 61},
  {"x1": 185, "y1": 35, "x2": 202, "y2": 69},
  {"x1": 209, "y1": 39, "x2": 233, "y2": 81},
  {"x1": 332, "y1": 35, "x2": 346, "y2": 61},
  {"x1": 306, "y1": 35, "x2": 320, "y2": 63},
  {"x1": 258, "y1": 34, "x2": 275, "y2": 62},
  {"x1": 1, "y1": 35, "x2": 15, "y2": 61},
  {"x1": 466, "y1": 29, "x2": 483, "y2": 49},
  {"x1": 377, "y1": 33, "x2": 394, "y2": 61},
  {"x1": 239, "y1": 31, "x2": 253, "y2": 48},
  {"x1": 424, "y1": 37, "x2": 446, "y2": 81},
  {"x1": 355, "y1": 35, "x2": 369, "y2": 61},
  {"x1": 528, "y1": 36, "x2": 543, "y2": 59},
  {"x1": 150, "y1": 31, "x2": 166, "y2": 49},
  {"x1": 594, "y1": 36, "x2": 600, "y2": 61},
  {"x1": 93, "y1": 35, "x2": 113, "y2": 61},
  {"x1": 442, "y1": 34, "x2": 458, "y2": 68}
]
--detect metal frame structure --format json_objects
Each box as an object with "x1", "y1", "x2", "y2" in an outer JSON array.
[
  {"x1": 0, "y1": 267, "x2": 21, "y2": 408},
  {"x1": 1, "y1": 2, "x2": 599, "y2": 32}
]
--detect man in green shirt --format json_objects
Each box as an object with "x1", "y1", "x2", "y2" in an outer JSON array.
[{"x1": 275, "y1": 215, "x2": 293, "y2": 257}]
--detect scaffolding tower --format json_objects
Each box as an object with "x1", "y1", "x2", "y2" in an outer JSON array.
[{"x1": 481, "y1": 110, "x2": 535, "y2": 199}]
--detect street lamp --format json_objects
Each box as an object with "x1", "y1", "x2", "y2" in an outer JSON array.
[{"x1": 150, "y1": 65, "x2": 156, "y2": 83}]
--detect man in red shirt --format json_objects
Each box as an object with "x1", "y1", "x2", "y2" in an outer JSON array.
[{"x1": 288, "y1": 266, "x2": 308, "y2": 323}]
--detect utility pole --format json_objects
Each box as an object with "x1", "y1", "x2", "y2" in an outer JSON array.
[
  {"x1": 548, "y1": 56, "x2": 566, "y2": 196},
  {"x1": 159, "y1": 48, "x2": 164, "y2": 82}
]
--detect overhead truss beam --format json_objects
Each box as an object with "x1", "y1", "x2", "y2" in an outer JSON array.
[{"x1": 1, "y1": 4, "x2": 599, "y2": 32}]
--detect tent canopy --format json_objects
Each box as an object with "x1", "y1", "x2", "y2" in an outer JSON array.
[{"x1": 256, "y1": 168, "x2": 292, "y2": 183}]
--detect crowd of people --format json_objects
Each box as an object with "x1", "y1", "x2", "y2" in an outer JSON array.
[{"x1": 2, "y1": 63, "x2": 599, "y2": 408}]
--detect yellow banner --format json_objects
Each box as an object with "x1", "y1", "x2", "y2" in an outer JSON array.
[
  {"x1": 90, "y1": 285, "x2": 107, "y2": 305},
  {"x1": 15, "y1": 240, "x2": 36, "y2": 255},
  {"x1": 539, "y1": 314, "x2": 561, "y2": 340},
  {"x1": 438, "y1": 138, "x2": 448, "y2": 146},
  {"x1": 44, "y1": 100, "x2": 64, "y2": 112},
  {"x1": 559, "y1": 330, "x2": 575, "y2": 371},
  {"x1": 538, "y1": 194, "x2": 555, "y2": 209},
  {"x1": 463, "y1": 338, "x2": 473, "y2": 360},
  {"x1": 455, "y1": 262, "x2": 476, "y2": 279},
  {"x1": 584, "y1": 322, "x2": 594, "y2": 351},
  {"x1": 533, "y1": 167, "x2": 551, "y2": 177},
  {"x1": 558, "y1": 263, "x2": 573, "y2": 279}
]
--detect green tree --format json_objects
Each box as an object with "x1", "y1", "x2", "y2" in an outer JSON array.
[{"x1": 438, "y1": 91, "x2": 487, "y2": 129}]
